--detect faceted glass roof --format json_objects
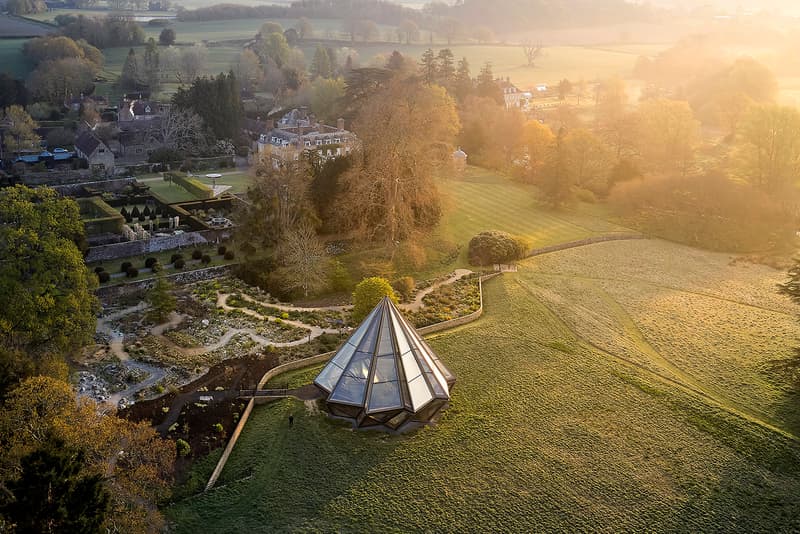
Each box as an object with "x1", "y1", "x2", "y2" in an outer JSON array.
[{"x1": 314, "y1": 297, "x2": 455, "y2": 418}]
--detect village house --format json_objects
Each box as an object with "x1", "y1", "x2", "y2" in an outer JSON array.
[
  {"x1": 75, "y1": 130, "x2": 114, "y2": 175},
  {"x1": 497, "y1": 77, "x2": 524, "y2": 109},
  {"x1": 254, "y1": 109, "x2": 357, "y2": 167}
]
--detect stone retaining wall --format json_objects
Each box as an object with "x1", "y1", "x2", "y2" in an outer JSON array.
[
  {"x1": 527, "y1": 233, "x2": 645, "y2": 258},
  {"x1": 86, "y1": 231, "x2": 211, "y2": 263},
  {"x1": 95, "y1": 265, "x2": 232, "y2": 299}
]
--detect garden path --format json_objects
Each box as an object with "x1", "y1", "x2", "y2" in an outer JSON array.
[{"x1": 401, "y1": 269, "x2": 473, "y2": 312}]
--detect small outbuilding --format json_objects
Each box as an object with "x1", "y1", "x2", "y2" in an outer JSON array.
[{"x1": 314, "y1": 297, "x2": 455, "y2": 432}]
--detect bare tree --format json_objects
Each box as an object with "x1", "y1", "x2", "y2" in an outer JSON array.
[
  {"x1": 278, "y1": 225, "x2": 329, "y2": 297},
  {"x1": 157, "y1": 107, "x2": 206, "y2": 153},
  {"x1": 522, "y1": 41, "x2": 543, "y2": 67}
]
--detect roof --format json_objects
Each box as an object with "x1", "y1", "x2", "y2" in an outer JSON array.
[
  {"x1": 314, "y1": 297, "x2": 455, "y2": 430},
  {"x1": 74, "y1": 130, "x2": 103, "y2": 156}
]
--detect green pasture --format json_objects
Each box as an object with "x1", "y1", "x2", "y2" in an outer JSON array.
[
  {"x1": 166, "y1": 239, "x2": 800, "y2": 531},
  {"x1": 0, "y1": 39, "x2": 33, "y2": 78}
]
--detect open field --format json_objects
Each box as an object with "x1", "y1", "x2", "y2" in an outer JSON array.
[
  {"x1": 0, "y1": 14, "x2": 52, "y2": 37},
  {"x1": 0, "y1": 39, "x2": 33, "y2": 78},
  {"x1": 165, "y1": 238, "x2": 800, "y2": 531},
  {"x1": 337, "y1": 166, "x2": 635, "y2": 279}
]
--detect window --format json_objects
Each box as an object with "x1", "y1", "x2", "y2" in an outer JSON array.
[
  {"x1": 305, "y1": 140, "x2": 311, "y2": 147},
  {"x1": 334, "y1": 138, "x2": 341, "y2": 144},
  {"x1": 136, "y1": 148, "x2": 143, "y2": 154},
  {"x1": 99, "y1": 149, "x2": 105, "y2": 153}
]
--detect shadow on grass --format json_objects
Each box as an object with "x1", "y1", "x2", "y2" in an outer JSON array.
[
  {"x1": 765, "y1": 350, "x2": 800, "y2": 438},
  {"x1": 165, "y1": 397, "x2": 403, "y2": 532}
]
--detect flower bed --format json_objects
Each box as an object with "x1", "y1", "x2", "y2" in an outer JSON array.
[{"x1": 407, "y1": 275, "x2": 482, "y2": 328}]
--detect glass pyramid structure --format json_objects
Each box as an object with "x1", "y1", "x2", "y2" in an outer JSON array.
[{"x1": 314, "y1": 297, "x2": 456, "y2": 431}]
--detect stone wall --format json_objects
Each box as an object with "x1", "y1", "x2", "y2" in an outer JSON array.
[
  {"x1": 95, "y1": 265, "x2": 232, "y2": 300},
  {"x1": 86, "y1": 232, "x2": 210, "y2": 263},
  {"x1": 527, "y1": 233, "x2": 645, "y2": 258}
]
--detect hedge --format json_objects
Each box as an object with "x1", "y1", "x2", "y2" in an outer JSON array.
[{"x1": 165, "y1": 171, "x2": 213, "y2": 200}]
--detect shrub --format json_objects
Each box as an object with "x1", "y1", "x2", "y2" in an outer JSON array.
[
  {"x1": 201, "y1": 254, "x2": 212, "y2": 265},
  {"x1": 176, "y1": 438, "x2": 190, "y2": 456},
  {"x1": 212, "y1": 423, "x2": 224, "y2": 434},
  {"x1": 574, "y1": 188, "x2": 597, "y2": 203},
  {"x1": 120, "y1": 261, "x2": 132, "y2": 273},
  {"x1": 145, "y1": 257, "x2": 158, "y2": 268},
  {"x1": 126, "y1": 267, "x2": 139, "y2": 278},
  {"x1": 94, "y1": 266, "x2": 105, "y2": 274},
  {"x1": 351, "y1": 277, "x2": 397, "y2": 322},
  {"x1": 98, "y1": 271, "x2": 110, "y2": 283},
  {"x1": 224, "y1": 250, "x2": 235, "y2": 260},
  {"x1": 191, "y1": 249, "x2": 203, "y2": 260},
  {"x1": 151, "y1": 262, "x2": 162, "y2": 273},
  {"x1": 468, "y1": 230, "x2": 528, "y2": 266},
  {"x1": 174, "y1": 258, "x2": 186, "y2": 269},
  {"x1": 392, "y1": 276, "x2": 415, "y2": 302},
  {"x1": 170, "y1": 253, "x2": 183, "y2": 264},
  {"x1": 217, "y1": 245, "x2": 226, "y2": 255},
  {"x1": 131, "y1": 206, "x2": 140, "y2": 219}
]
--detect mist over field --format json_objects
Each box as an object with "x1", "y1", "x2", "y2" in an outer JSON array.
[{"x1": 1, "y1": 0, "x2": 800, "y2": 532}]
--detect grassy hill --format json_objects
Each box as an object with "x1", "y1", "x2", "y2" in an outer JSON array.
[{"x1": 165, "y1": 239, "x2": 800, "y2": 531}]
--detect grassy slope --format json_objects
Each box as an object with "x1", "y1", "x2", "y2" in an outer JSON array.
[
  {"x1": 338, "y1": 166, "x2": 634, "y2": 280},
  {"x1": 165, "y1": 241, "x2": 800, "y2": 531}
]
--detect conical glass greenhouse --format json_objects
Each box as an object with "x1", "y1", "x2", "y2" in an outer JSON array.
[{"x1": 314, "y1": 297, "x2": 456, "y2": 431}]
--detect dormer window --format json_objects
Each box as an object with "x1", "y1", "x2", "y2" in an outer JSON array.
[
  {"x1": 305, "y1": 140, "x2": 311, "y2": 147},
  {"x1": 334, "y1": 138, "x2": 341, "y2": 144},
  {"x1": 316, "y1": 139, "x2": 323, "y2": 146}
]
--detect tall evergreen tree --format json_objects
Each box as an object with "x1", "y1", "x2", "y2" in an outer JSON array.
[
  {"x1": 419, "y1": 48, "x2": 437, "y2": 85},
  {"x1": 476, "y1": 61, "x2": 503, "y2": 104},
  {"x1": 143, "y1": 38, "x2": 160, "y2": 91},
  {"x1": 437, "y1": 48, "x2": 455, "y2": 84},
  {"x1": 172, "y1": 71, "x2": 242, "y2": 140},
  {"x1": 310, "y1": 45, "x2": 333, "y2": 79},
  {"x1": 454, "y1": 56, "x2": 472, "y2": 101},
  {"x1": 120, "y1": 48, "x2": 140, "y2": 90}
]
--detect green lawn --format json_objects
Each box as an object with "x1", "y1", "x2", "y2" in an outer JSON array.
[
  {"x1": 144, "y1": 178, "x2": 203, "y2": 204},
  {"x1": 265, "y1": 363, "x2": 325, "y2": 389},
  {"x1": 165, "y1": 239, "x2": 800, "y2": 531},
  {"x1": 0, "y1": 39, "x2": 33, "y2": 78},
  {"x1": 337, "y1": 166, "x2": 634, "y2": 280}
]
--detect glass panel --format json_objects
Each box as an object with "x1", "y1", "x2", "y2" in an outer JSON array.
[
  {"x1": 314, "y1": 363, "x2": 344, "y2": 392},
  {"x1": 368, "y1": 381, "x2": 402, "y2": 411},
  {"x1": 329, "y1": 375, "x2": 367, "y2": 405},
  {"x1": 408, "y1": 375, "x2": 433, "y2": 411},
  {"x1": 343, "y1": 350, "x2": 372, "y2": 380},
  {"x1": 414, "y1": 347, "x2": 449, "y2": 396},
  {"x1": 348, "y1": 304, "x2": 381, "y2": 347},
  {"x1": 414, "y1": 348, "x2": 433, "y2": 374},
  {"x1": 390, "y1": 310, "x2": 412, "y2": 356},
  {"x1": 425, "y1": 372, "x2": 447, "y2": 397},
  {"x1": 377, "y1": 313, "x2": 394, "y2": 356},
  {"x1": 373, "y1": 355, "x2": 397, "y2": 383},
  {"x1": 401, "y1": 351, "x2": 421, "y2": 381},
  {"x1": 355, "y1": 314, "x2": 380, "y2": 355},
  {"x1": 331, "y1": 341, "x2": 357, "y2": 368}
]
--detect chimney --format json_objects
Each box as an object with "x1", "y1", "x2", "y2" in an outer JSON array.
[
  {"x1": 266, "y1": 119, "x2": 274, "y2": 129},
  {"x1": 337, "y1": 118, "x2": 345, "y2": 131}
]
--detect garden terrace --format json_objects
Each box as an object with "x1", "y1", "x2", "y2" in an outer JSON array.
[{"x1": 166, "y1": 239, "x2": 800, "y2": 531}]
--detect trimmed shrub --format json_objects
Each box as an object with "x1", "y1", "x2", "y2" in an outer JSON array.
[
  {"x1": 94, "y1": 266, "x2": 105, "y2": 274},
  {"x1": 468, "y1": 230, "x2": 528, "y2": 266},
  {"x1": 170, "y1": 253, "x2": 183, "y2": 264},
  {"x1": 224, "y1": 250, "x2": 235, "y2": 260},
  {"x1": 145, "y1": 257, "x2": 158, "y2": 268},
  {"x1": 131, "y1": 206, "x2": 140, "y2": 219},
  {"x1": 392, "y1": 276, "x2": 415, "y2": 302},
  {"x1": 126, "y1": 267, "x2": 139, "y2": 278},
  {"x1": 217, "y1": 245, "x2": 227, "y2": 255},
  {"x1": 174, "y1": 258, "x2": 186, "y2": 269},
  {"x1": 120, "y1": 261, "x2": 132, "y2": 273},
  {"x1": 351, "y1": 277, "x2": 397, "y2": 322},
  {"x1": 97, "y1": 271, "x2": 110, "y2": 283},
  {"x1": 191, "y1": 249, "x2": 203, "y2": 260},
  {"x1": 201, "y1": 254, "x2": 212, "y2": 265}
]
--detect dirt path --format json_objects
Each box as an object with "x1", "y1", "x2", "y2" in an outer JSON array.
[
  {"x1": 216, "y1": 292, "x2": 350, "y2": 313},
  {"x1": 400, "y1": 269, "x2": 473, "y2": 312}
]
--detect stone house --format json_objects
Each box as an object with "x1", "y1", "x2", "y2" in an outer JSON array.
[{"x1": 75, "y1": 130, "x2": 114, "y2": 175}]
